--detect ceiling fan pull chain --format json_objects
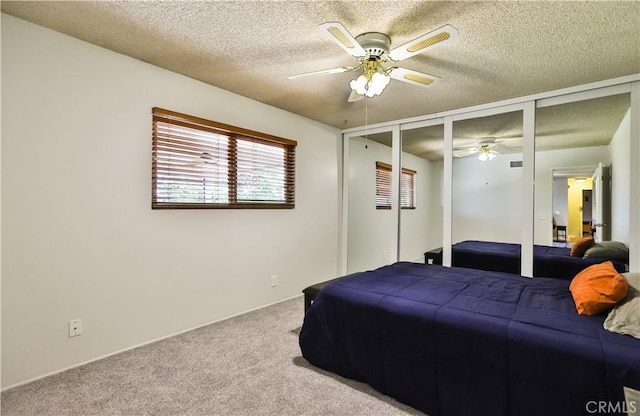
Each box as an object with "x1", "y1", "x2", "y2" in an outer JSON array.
[
  {"x1": 365, "y1": 97, "x2": 368, "y2": 149},
  {"x1": 485, "y1": 161, "x2": 489, "y2": 186}
]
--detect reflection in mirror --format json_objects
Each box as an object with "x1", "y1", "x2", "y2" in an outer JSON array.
[
  {"x1": 346, "y1": 132, "x2": 394, "y2": 274},
  {"x1": 400, "y1": 124, "x2": 444, "y2": 263},
  {"x1": 534, "y1": 93, "x2": 631, "y2": 250},
  {"x1": 452, "y1": 110, "x2": 524, "y2": 245},
  {"x1": 547, "y1": 167, "x2": 600, "y2": 245}
]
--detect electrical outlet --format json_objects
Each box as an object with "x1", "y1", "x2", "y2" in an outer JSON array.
[
  {"x1": 271, "y1": 275, "x2": 278, "y2": 287},
  {"x1": 69, "y1": 319, "x2": 82, "y2": 337}
]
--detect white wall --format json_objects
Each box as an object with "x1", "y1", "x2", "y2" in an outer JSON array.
[
  {"x1": 347, "y1": 137, "x2": 394, "y2": 273},
  {"x1": 399, "y1": 152, "x2": 440, "y2": 262},
  {"x1": 452, "y1": 153, "x2": 523, "y2": 244},
  {"x1": 609, "y1": 109, "x2": 631, "y2": 243},
  {"x1": 1, "y1": 14, "x2": 341, "y2": 388},
  {"x1": 552, "y1": 176, "x2": 569, "y2": 228},
  {"x1": 430, "y1": 162, "x2": 445, "y2": 250},
  {"x1": 450, "y1": 142, "x2": 622, "y2": 246}
]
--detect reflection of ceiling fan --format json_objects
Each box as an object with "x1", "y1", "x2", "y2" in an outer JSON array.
[
  {"x1": 288, "y1": 22, "x2": 459, "y2": 102},
  {"x1": 170, "y1": 152, "x2": 219, "y2": 168},
  {"x1": 454, "y1": 138, "x2": 503, "y2": 161}
]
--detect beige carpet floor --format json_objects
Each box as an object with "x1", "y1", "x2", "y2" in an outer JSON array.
[{"x1": 1, "y1": 296, "x2": 423, "y2": 415}]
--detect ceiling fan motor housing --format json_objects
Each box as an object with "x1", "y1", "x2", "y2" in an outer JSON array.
[
  {"x1": 355, "y1": 32, "x2": 391, "y2": 58},
  {"x1": 478, "y1": 137, "x2": 498, "y2": 146}
]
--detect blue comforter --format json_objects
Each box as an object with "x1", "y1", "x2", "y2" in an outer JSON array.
[
  {"x1": 451, "y1": 240, "x2": 627, "y2": 279},
  {"x1": 299, "y1": 262, "x2": 640, "y2": 416}
]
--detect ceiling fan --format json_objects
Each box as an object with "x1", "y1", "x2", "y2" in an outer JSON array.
[
  {"x1": 288, "y1": 22, "x2": 459, "y2": 102},
  {"x1": 167, "y1": 151, "x2": 220, "y2": 168},
  {"x1": 454, "y1": 138, "x2": 505, "y2": 161}
]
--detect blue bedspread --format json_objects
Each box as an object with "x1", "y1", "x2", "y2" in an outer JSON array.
[
  {"x1": 452, "y1": 240, "x2": 627, "y2": 279},
  {"x1": 299, "y1": 262, "x2": 640, "y2": 416}
]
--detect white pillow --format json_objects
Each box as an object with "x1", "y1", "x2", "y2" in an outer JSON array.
[{"x1": 604, "y1": 273, "x2": 640, "y2": 339}]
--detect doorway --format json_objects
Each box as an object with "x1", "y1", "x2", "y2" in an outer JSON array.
[
  {"x1": 551, "y1": 167, "x2": 598, "y2": 245},
  {"x1": 582, "y1": 189, "x2": 593, "y2": 237}
]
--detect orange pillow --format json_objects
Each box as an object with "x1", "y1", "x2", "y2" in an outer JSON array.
[
  {"x1": 569, "y1": 261, "x2": 629, "y2": 315},
  {"x1": 570, "y1": 237, "x2": 596, "y2": 257}
]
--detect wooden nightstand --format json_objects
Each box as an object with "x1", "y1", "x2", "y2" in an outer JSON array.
[
  {"x1": 302, "y1": 273, "x2": 361, "y2": 315},
  {"x1": 424, "y1": 247, "x2": 443, "y2": 264}
]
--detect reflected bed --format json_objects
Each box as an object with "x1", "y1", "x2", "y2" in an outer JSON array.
[{"x1": 450, "y1": 240, "x2": 627, "y2": 279}]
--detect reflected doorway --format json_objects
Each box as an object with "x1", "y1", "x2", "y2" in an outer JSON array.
[
  {"x1": 582, "y1": 189, "x2": 593, "y2": 238},
  {"x1": 551, "y1": 166, "x2": 608, "y2": 245}
]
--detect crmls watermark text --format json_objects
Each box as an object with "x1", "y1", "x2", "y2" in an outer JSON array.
[{"x1": 586, "y1": 400, "x2": 637, "y2": 414}]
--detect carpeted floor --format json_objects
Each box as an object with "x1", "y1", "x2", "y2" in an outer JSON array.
[{"x1": 1, "y1": 296, "x2": 422, "y2": 415}]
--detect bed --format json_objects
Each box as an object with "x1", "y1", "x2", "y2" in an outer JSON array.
[
  {"x1": 299, "y1": 262, "x2": 640, "y2": 416},
  {"x1": 450, "y1": 240, "x2": 627, "y2": 279}
]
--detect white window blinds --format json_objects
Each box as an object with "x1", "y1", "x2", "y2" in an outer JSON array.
[
  {"x1": 375, "y1": 161, "x2": 416, "y2": 209},
  {"x1": 152, "y1": 107, "x2": 296, "y2": 209}
]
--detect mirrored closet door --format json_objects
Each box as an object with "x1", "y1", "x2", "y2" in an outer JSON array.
[
  {"x1": 451, "y1": 110, "x2": 524, "y2": 245},
  {"x1": 346, "y1": 131, "x2": 396, "y2": 274},
  {"x1": 343, "y1": 81, "x2": 638, "y2": 275},
  {"x1": 534, "y1": 93, "x2": 631, "y2": 249},
  {"x1": 399, "y1": 124, "x2": 444, "y2": 263}
]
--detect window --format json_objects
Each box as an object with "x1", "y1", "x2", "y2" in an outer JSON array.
[
  {"x1": 375, "y1": 161, "x2": 416, "y2": 209},
  {"x1": 400, "y1": 166, "x2": 417, "y2": 209},
  {"x1": 152, "y1": 107, "x2": 296, "y2": 209}
]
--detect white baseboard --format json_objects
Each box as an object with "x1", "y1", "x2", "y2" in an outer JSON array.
[{"x1": 1, "y1": 294, "x2": 303, "y2": 392}]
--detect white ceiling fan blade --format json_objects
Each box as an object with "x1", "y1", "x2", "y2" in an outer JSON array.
[
  {"x1": 348, "y1": 89, "x2": 364, "y2": 102},
  {"x1": 453, "y1": 148, "x2": 479, "y2": 158},
  {"x1": 319, "y1": 22, "x2": 367, "y2": 58},
  {"x1": 497, "y1": 142, "x2": 525, "y2": 154},
  {"x1": 389, "y1": 67, "x2": 440, "y2": 88},
  {"x1": 388, "y1": 24, "x2": 459, "y2": 62},
  {"x1": 287, "y1": 66, "x2": 352, "y2": 79},
  {"x1": 183, "y1": 152, "x2": 219, "y2": 167}
]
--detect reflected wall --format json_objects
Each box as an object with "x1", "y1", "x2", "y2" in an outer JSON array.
[
  {"x1": 452, "y1": 111, "x2": 523, "y2": 244},
  {"x1": 346, "y1": 133, "x2": 394, "y2": 273},
  {"x1": 400, "y1": 125, "x2": 444, "y2": 262}
]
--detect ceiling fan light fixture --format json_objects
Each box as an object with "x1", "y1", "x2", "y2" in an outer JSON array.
[
  {"x1": 349, "y1": 75, "x2": 367, "y2": 93},
  {"x1": 350, "y1": 71, "x2": 390, "y2": 97},
  {"x1": 478, "y1": 147, "x2": 497, "y2": 162}
]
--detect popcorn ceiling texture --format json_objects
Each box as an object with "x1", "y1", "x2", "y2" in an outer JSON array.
[{"x1": 2, "y1": 0, "x2": 638, "y2": 134}]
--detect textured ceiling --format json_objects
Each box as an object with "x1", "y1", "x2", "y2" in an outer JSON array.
[{"x1": 2, "y1": 0, "x2": 639, "y2": 154}]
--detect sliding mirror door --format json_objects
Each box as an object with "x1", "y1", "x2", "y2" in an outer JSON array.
[
  {"x1": 400, "y1": 124, "x2": 444, "y2": 263},
  {"x1": 346, "y1": 131, "x2": 396, "y2": 274},
  {"x1": 534, "y1": 93, "x2": 631, "y2": 250},
  {"x1": 452, "y1": 110, "x2": 524, "y2": 246}
]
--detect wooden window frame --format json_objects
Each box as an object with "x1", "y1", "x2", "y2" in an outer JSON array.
[
  {"x1": 375, "y1": 161, "x2": 416, "y2": 210},
  {"x1": 152, "y1": 107, "x2": 296, "y2": 209}
]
